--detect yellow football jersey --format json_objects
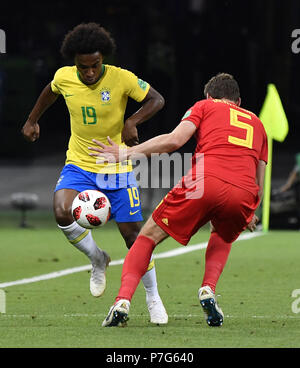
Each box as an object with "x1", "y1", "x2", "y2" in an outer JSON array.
[{"x1": 51, "y1": 64, "x2": 150, "y2": 173}]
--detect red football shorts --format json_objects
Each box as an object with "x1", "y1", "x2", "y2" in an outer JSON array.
[{"x1": 152, "y1": 176, "x2": 260, "y2": 245}]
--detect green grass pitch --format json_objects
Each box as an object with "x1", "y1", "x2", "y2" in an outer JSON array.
[{"x1": 0, "y1": 210, "x2": 300, "y2": 348}]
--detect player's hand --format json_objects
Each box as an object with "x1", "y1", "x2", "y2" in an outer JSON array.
[
  {"x1": 247, "y1": 214, "x2": 259, "y2": 232},
  {"x1": 121, "y1": 120, "x2": 139, "y2": 146},
  {"x1": 21, "y1": 120, "x2": 40, "y2": 142},
  {"x1": 88, "y1": 137, "x2": 128, "y2": 163}
]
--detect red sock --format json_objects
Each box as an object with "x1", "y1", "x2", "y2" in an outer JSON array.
[
  {"x1": 115, "y1": 235, "x2": 156, "y2": 303},
  {"x1": 202, "y1": 232, "x2": 232, "y2": 293}
]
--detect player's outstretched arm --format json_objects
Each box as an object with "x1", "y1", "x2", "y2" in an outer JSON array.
[
  {"x1": 89, "y1": 121, "x2": 196, "y2": 162},
  {"x1": 21, "y1": 83, "x2": 59, "y2": 142},
  {"x1": 122, "y1": 86, "x2": 165, "y2": 147}
]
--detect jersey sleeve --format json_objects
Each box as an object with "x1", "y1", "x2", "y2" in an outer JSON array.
[
  {"x1": 180, "y1": 100, "x2": 205, "y2": 128},
  {"x1": 50, "y1": 68, "x2": 63, "y2": 95},
  {"x1": 259, "y1": 126, "x2": 268, "y2": 163},
  {"x1": 120, "y1": 68, "x2": 150, "y2": 102}
]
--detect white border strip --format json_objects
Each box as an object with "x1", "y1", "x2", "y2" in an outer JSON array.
[{"x1": 0, "y1": 231, "x2": 263, "y2": 289}]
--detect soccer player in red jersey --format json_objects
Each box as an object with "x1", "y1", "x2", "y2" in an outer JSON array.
[{"x1": 90, "y1": 73, "x2": 268, "y2": 327}]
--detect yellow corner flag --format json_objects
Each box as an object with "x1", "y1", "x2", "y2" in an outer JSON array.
[
  {"x1": 259, "y1": 84, "x2": 289, "y2": 232},
  {"x1": 259, "y1": 84, "x2": 289, "y2": 142}
]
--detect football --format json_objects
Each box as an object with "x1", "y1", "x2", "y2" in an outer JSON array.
[{"x1": 72, "y1": 190, "x2": 111, "y2": 229}]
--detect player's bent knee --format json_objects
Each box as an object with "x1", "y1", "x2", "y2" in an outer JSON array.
[
  {"x1": 140, "y1": 217, "x2": 169, "y2": 245},
  {"x1": 53, "y1": 189, "x2": 78, "y2": 226},
  {"x1": 54, "y1": 205, "x2": 73, "y2": 226}
]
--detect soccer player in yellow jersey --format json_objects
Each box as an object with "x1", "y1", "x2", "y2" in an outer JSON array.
[{"x1": 21, "y1": 23, "x2": 168, "y2": 324}]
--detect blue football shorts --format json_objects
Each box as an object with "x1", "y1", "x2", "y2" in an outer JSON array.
[{"x1": 54, "y1": 164, "x2": 143, "y2": 223}]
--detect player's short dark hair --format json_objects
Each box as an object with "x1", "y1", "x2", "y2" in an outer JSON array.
[
  {"x1": 60, "y1": 22, "x2": 116, "y2": 60},
  {"x1": 204, "y1": 73, "x2": 240, "y2": 102}
]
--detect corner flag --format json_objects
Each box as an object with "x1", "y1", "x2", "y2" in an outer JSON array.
[
  {"x1": 259, "y1": 84, "x2": 289, "y2": 142},
  {"x1": 259, "y1": 84, "x2": 289, "y2": 232}
]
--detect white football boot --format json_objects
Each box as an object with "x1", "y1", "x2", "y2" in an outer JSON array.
[
  {"x1": 198, "y1": 286, "x2": 224, "y2": 327},
  {"x1": 146, "y1": 295, "x2": 168, "y2": 324},
  {"x1": 90, "y1": 249, "x2": 111, "y2": 297},
  {"x1": 102, "y1": 299, "x2": 130, "y2": 327}
]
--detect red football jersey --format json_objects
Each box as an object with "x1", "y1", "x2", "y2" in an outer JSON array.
[{"x1": 181, "y1": 98, "x2": 268, "y2": 195}]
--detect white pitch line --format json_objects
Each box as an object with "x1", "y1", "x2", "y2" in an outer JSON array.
[{"x1": 0, "y1": 231, "x2": 263, "y2": 289}]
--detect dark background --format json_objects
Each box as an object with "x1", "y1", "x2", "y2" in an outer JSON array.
[{"x1": 0, "y1": 0, "x2": 299, "y2": 175}]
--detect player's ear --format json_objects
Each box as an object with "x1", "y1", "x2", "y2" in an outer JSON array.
[
  {"x1": 206, "y1": 93, "x2": 213, "y2": 100},
  {"x1": 236, "y1": 97, "x2": 241, "y2": 106}
]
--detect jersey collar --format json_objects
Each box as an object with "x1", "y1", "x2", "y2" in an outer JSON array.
[{"x1": 76, "y1": 64, "x2": 105, "y2": 85}]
